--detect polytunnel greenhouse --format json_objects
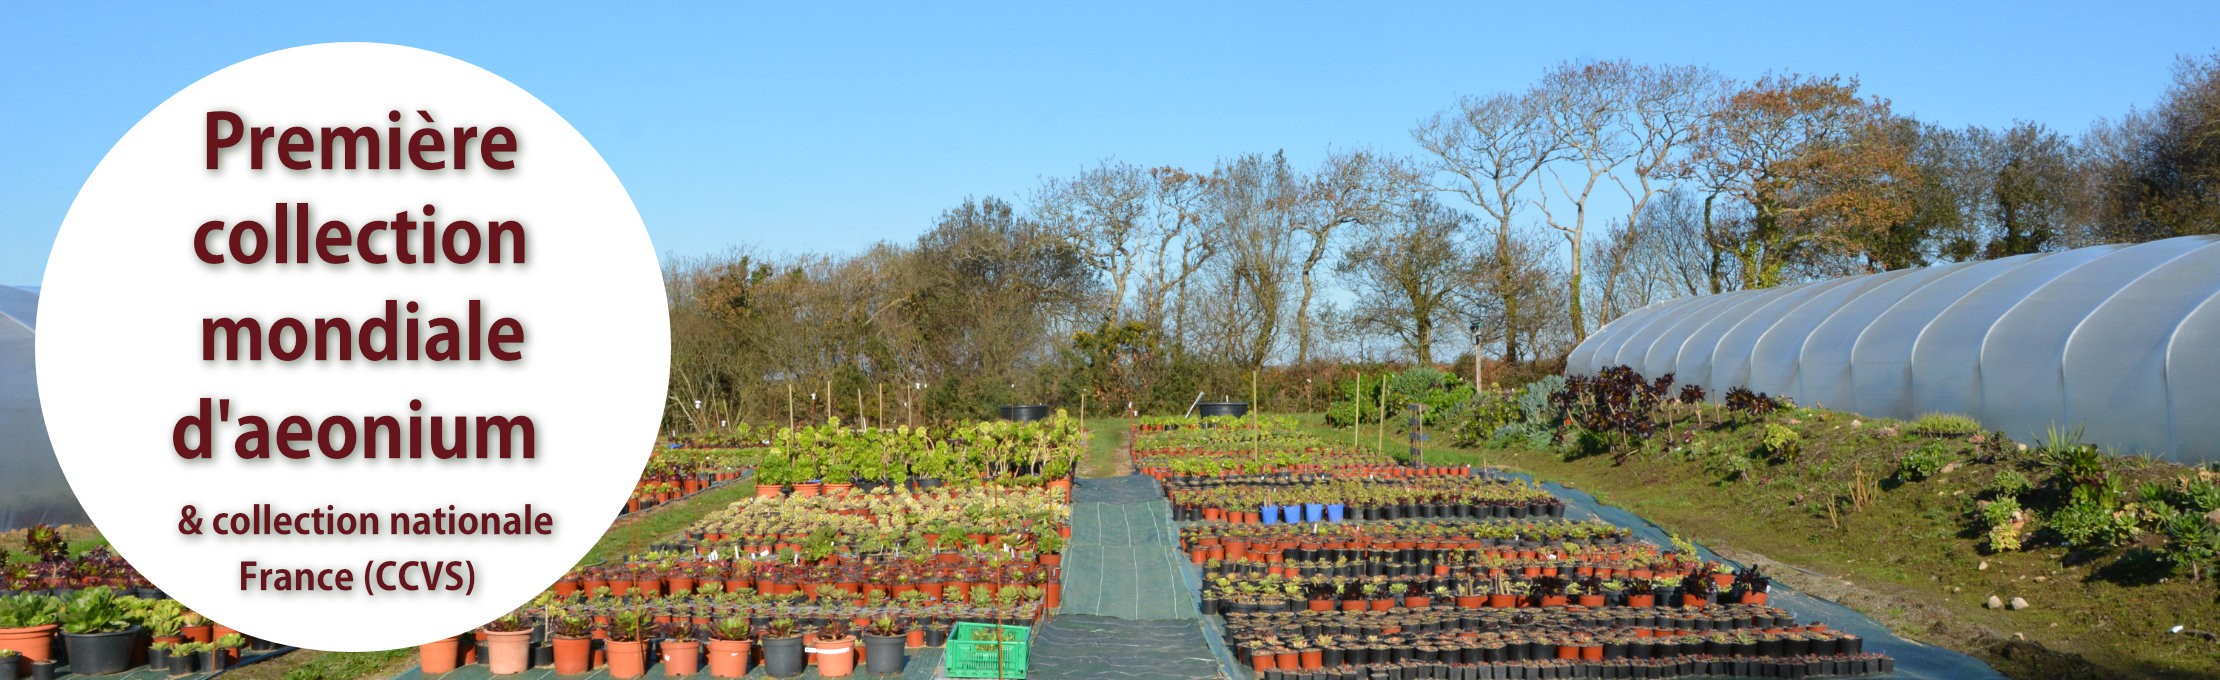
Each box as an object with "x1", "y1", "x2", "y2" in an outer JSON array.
[
  {"x1": 1568, "y1": 234, "x2": 2220, "y2": 464},
  {"x1": 0, "y1": 284, "x2": 84, "y2": 530}
]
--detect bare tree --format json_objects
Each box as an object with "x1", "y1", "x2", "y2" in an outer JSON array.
[
  {"x1": 1594, "y1": 63, "x2": 1721, "y2": 325},
  {"x1": 1035, "y1": 159, "x2": 1151, "y2": 323},
  {"x1": 1141, "y1": 166, "x2": 1220, "y2": 349},
  {"x1": 1415, "y1": 90, "x2": 1565, "y2": 362},
  {"x1": 1533, "y1": 60, "x2": 1633, "y2": 341},
  {"x1": 1291, "y1": 148, "x2": 1420, "y2": 363}
]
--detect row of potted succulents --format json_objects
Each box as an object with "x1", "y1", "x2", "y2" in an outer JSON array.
[
  {"x1": 750, "y1": 417, "x2": 1082, "y2": 495},
  {"x1": 625, "y1": 448, "x2": 759, "y2": 514},
  {"x1": 1181, "y1": 519, "x2": 1637, "y2": 564},
  {"x1": 553, "y1": 555, "x2": 1065, "y2": 611},
  {"x1": 1200, "y1": 570, "x2": 1774, "y2": 615},
  {"x1": 1231, "y1": 620, "x2": 1867, "y2": 667},
  {"x1": 1167, "y1": 478, "x2": 1566, "y2": 524},
  {"x1": 1197, "y1": 541, "x2": 1675, "y2": 579},
  {"x1": 424, "y1": 585, "x2": 1039, "y2": 678},
  {"x1": 597, "y1": 487, "x2": 1074, "y2": 578},
  {"x1": 0, "y1": 587, "x2": 273, "y2": 678}
]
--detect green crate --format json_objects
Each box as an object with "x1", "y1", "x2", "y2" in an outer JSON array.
[{"x1": 944, "y1": 622, "x2": 1031, "y2": 678}]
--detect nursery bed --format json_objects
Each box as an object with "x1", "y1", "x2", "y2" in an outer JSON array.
[{"x1": 391, "y1": 647, "x2": 944, "y2": 680}]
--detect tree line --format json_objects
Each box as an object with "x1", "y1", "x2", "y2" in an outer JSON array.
[{"x1": 663, "y1": 54, "x2": 2220, "y2": 430}]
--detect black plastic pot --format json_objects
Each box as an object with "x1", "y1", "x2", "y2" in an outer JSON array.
[
  {"x1": 202, "y1": 650, "x2": 226, "y2": 673},
  {"x1": 60, "y1": 626, "x2": 139, "y2": 675},
  {"x1": 862, "y1": 633, "x2": 905, "y2": 675},
  {"x1": 1198, "y1": 401, "x2": 1250, "y2": 417},
  {"x1": 761, "y1": 635, "x2": 805, "y2": 678},
  {"x1": 168, "y1": 650, "x2": 196, "y2": 675},
  {"x1": 998, "y1": 404, "x2": 1052, "y2": 421},
  {"x1": 28, "y1": 660, "x2": 55, "y2": 680}
]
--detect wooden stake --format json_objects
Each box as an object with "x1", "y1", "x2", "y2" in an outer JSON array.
[
  {"x1": 1251, "y1": 369, "x2": 1261, "y2": 460},
  {"x1": 1377, "y1": 377, "x2": 1388, "y2": 457}
]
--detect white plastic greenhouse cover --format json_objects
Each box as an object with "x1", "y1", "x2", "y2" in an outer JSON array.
[
  {"x1": 1567, "y1": 235, "x2": 2220, "y2": 464},
  {"x1": 0, "y1": 285, "x2": 87, "y2": 530}
]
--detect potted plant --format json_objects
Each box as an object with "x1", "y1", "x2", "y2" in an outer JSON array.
[
  {"x1": 482, "y1": 611, "x2": 535, "y2": 675},
  {"x1": 661, "y1": 622, "x2": 701, "y2": 677},
  {"x1": 809, "y1": 621, "x2": 856, "y2": 678},
  {"x1": 56, "y1": 587, "x2": 136, "y2": 675},
  {"x1": 171, "y1": 642, "x2": 205, "y2": 675},
  {"x1": 550, "y1": 607, "x2": 594, "y2": 675},
  {"x1": 210, "y1": 633, "x2": 244, "y2": 672},
  {"x1": 606, "y1": 610, "x2": 653, "y2": 679},
  {"x1": 761, "y1": 618, "x2": 806, "y2": 679},
  {"x1": 416, "y1": 632, "x2": 463, "y2": 674},
  {"x1": 704, "y1": 617, "x2": 753, "y2": 679},
  {"x1": 0, "y1": 594, "x2": 60, "y2": 667},
  {"x1": 861, "y1": 616, "x2": 906, "y2": 676}
]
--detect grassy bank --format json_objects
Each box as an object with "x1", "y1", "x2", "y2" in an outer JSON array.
[{"x1": 1306, "y1": 405, "x2": 2219, "y2": 680}]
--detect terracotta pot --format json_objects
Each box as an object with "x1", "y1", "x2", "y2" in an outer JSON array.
[
  {"x1": 906, "y1": 629, "x2": 925, "y2": 649},
  {"x1": 1626, "y1": 594, "x2": 1654, "y2": 608},
  {"x1": 181, "y1": 625, "x2": 213, "y2": 644},
  {"x1": 1251, "y1": 649, "x2": 1275, "y2": 670},
  {"x1": 704, "y1": 639, "x2": 751, "y2": 678},
  {"x1": 756, "y1": 484, "x2": 784, "y2": 498},
  {"x1": 418, "y1": 636, "x2": 462, "y2": 674},
  {"x1": 1487, "y1": 594, "x2": 1516, "y2": 608},
  {"x1": 553, "y1": 637, "x2": 592, "y2": 675},
  {"x1": 1580, "y1": 644, "x2": 1603, "y2": 661},
  {"x1": 791, "y1": 482, "x2": 822, "y2": 497},
  {"x1": 0, "y1": 624, "x2": 58, "y2": 664},
  {"x1": 482, "y1": 629, "x2": 532, "y2": 675},
  {"x1": 1740, "y1": 592, "x2": 1769, "y2": 605},
  {"x1": 662, "y1": 640, "x2": 701, "y2": 677},
  {"x1": 607, "y1": 640, "x2": 649, "y2": 679},
  {"x1": 1577, "y1": 594, "x2": 1605, "y2": 608},
  {"x1": 1403, "y1": 596, "x2": 1430, "y2": 609},
  {"x1": 1556, "y1": 645, "x2": 1579, "y2": 660},
  {"x1": 809, "y1": 637, "x2": 856, "y2": 677},
  {"x1": 1300, "y1": 649, "x2": 1323, "y2": 670}
]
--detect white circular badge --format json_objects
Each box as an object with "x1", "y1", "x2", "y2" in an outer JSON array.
[{"x1": 38, "y1": 43, "x2": 669, "y2": 651}]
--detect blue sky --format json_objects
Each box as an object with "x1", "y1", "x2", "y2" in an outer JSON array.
[{"x1": 3, "y1": 2, "x2": 2216, "y2": 285}]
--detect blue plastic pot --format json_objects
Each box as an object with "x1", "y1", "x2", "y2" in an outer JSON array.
[
  {"x1": 1280, "y1": 504, "x2": 1304, "y2": 523},
  {"x1": 1260, "y1": 506, "x2": 1280, "y2": 524},
  {"x1": 1325, "y1": 504, "x2": 1345, "y2": 522},
  {"x1": 1304, "y1": 503, "x2": 1325, "y2": 522}
]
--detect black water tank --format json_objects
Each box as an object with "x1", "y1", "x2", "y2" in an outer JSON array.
[
  {"x1": 1197, "y1": 401, "x2": 1250, "y2": 417},
  {"x1": 999, "y1": 404, "x2": 1051, "y2": 421}
]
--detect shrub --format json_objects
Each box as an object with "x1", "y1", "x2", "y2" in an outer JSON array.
[
  {"x1": 1488, "y1": 376, "x2": 1565, "y2": 449},
  {"x1": 1325, "y1": 367, "x2": 1473, "y2": 427},
  {"x1": 2049, "y1": 499, "x2": 2139, "y2": 550},
  {"x1": 1906, "y1": 412, "x2": 1981, "y2": 437},
  {"x1": 1758, "y1": 424, "x2": 1801, "y2": 462},
  {"x1": 1705, "y1": 447, "x2": 1754, "y2": 482},
  {"x1": 1897, "y1": 442, "x2": 1957, "y2": 482},
  {"x1": 2159, "y1": 509, "x2": 2220, "y2": 581},
  {"x1": 1981, "y1": 497, "x2": 2024, "y2": 552},
  {"x1": 1722, "y1": 387, "x2": 1782, "y2": 417},
  {"x1": 1553, "y1": 366, "x2": 1666, "y2": 454},
  {"x1": 1988, "y1": 469, "x2": 2033, "y2": 499}
]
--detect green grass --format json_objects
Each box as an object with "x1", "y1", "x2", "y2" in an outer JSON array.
[
  {"x1": 1344, "y1": 404, "x2": 2220, "y2": 680},
  {"x1": 1080, "y1": 417, "x2": 1130, "y2": 478}
]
